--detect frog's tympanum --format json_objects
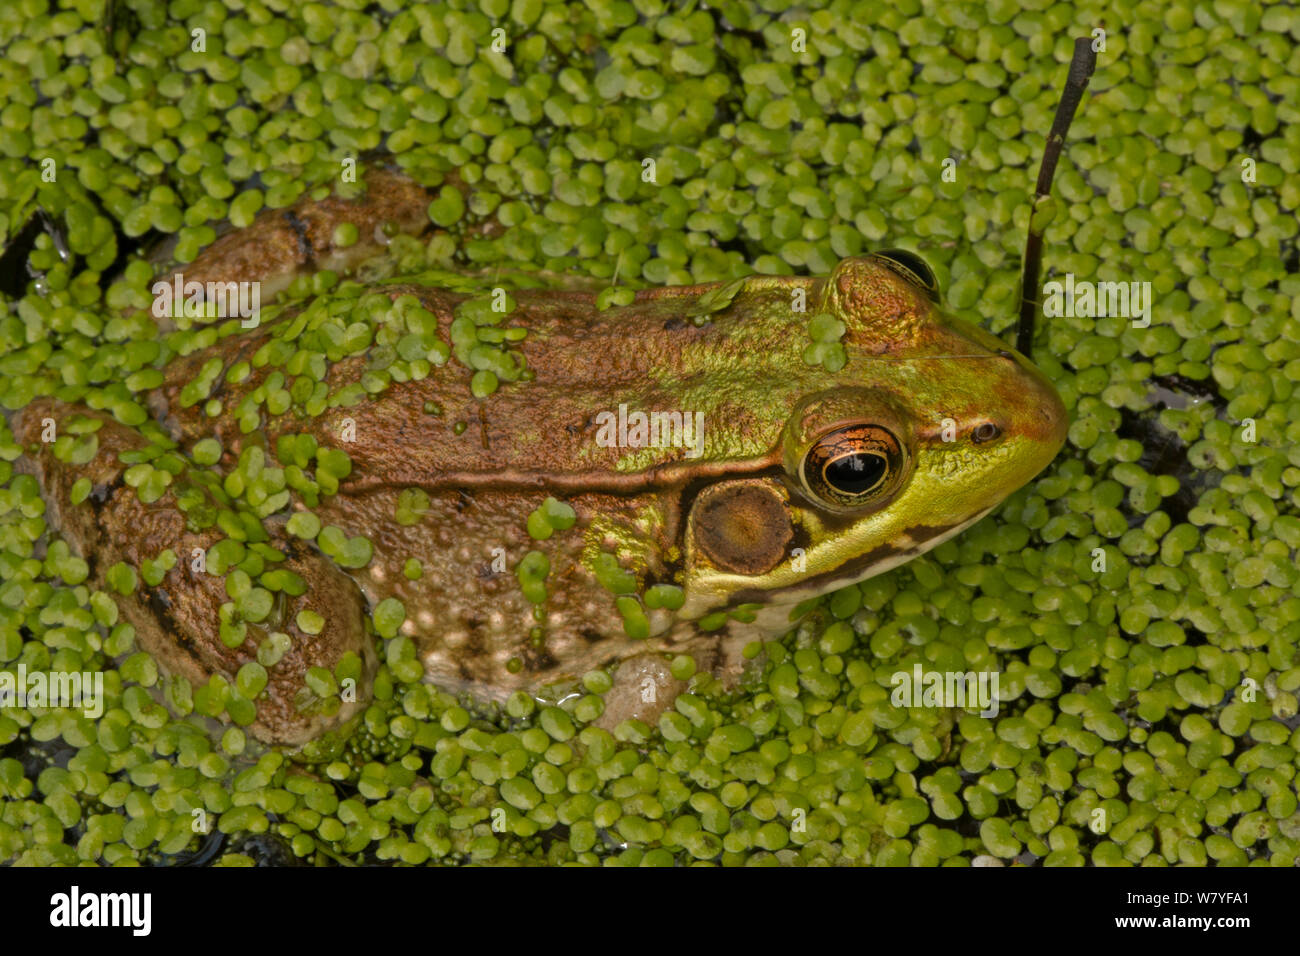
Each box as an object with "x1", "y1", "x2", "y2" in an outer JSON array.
[{"x1": 13, "y1": 170, "x2": 1068, "y2": 747}]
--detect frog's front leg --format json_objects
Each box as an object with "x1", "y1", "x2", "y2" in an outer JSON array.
[
  {"x1": 595, "y1": 618, "x2": 771, "y2": 732},
  {"x1": 13, "y1": 398, "x2": 378, "y2": 747},
  {"x1": 594, "y1": 656, "x2": 687, "y2": 732}
]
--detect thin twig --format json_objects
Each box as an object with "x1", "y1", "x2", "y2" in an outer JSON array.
[{"x1": 1016, "y1": 37, "x2": 1097, "y2": 357}]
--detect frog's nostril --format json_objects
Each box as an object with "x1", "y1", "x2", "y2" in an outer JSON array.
[{"x1": 1034, "y1": 384, "x2": 1070, "y2": 451}]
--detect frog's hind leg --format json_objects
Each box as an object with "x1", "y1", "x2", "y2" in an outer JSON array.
[
  {"x1": 150, "y1": 166, "x2": 439, "y2": 329},
  {"x1": 11, "y1": 397, "x2": 378, "y2": 747}
]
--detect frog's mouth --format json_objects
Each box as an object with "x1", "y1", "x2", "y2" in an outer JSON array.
[{"x1": 704, "y1": 504, "x2": 997, "y2": 618}]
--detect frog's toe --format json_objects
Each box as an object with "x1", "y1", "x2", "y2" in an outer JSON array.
[
  {"x1": 13, "y1": 398, "x2": 378, "y2": 748},
  {"x1": 593, "y1": 655, "x2": 687, "y2": 732}
]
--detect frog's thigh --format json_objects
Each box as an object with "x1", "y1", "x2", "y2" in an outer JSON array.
[
  {"x1": 12, "y1": 398, "x2": 378, "y2": 747},
  {"x1": 594, "y1": 655, "x2": 687, "y2": 732}
]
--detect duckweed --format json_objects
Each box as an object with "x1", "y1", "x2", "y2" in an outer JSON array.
[{"x1": 1, "y1": 0, "x2": 1297, "y2": 869}]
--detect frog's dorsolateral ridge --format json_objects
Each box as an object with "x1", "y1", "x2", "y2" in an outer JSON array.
[{"x1": 14, "y1": 168, "x2": 1067, "y2": 747}]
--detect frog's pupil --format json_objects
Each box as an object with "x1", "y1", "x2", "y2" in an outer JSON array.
[{"x1": 824, "y1": 453, "x2": 887, "y2": 496}]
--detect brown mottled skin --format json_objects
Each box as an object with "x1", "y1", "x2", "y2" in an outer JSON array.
[
  {"x1": 14, "y1": 169, "x2": 1068, "y2": 747},
  {"x1": 14, "y1": 402, "x2": 379, "y2": 746}
]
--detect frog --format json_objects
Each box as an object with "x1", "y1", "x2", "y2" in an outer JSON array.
[{"x1": 10, "y1": 167, "x2": 1068, "y2": 748}]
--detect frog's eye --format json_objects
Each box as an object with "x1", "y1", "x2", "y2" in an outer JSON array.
[
  {"x1": 872, "y1": 249, "x2": 940, "y2": 302},
  {"x1": 801, "y1": 424, "x2": 905, "y2": 509}
]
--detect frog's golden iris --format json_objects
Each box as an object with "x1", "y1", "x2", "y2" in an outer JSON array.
[{"x1": 800, "y1": 423, "x2": 903, "y2": 509}]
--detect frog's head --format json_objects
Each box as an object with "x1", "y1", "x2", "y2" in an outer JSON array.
[{"x1": 679, "y1": 252, "x2": 1068, "y2": 620}]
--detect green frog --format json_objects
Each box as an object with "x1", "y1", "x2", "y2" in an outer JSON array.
[{"x1": 12, "y1": 168, "x2": 1067, "y2": 747}]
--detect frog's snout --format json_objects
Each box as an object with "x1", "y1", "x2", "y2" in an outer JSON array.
[{"x1": 1004, "y1": 348, "x2": 1069, "y2": 457}]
